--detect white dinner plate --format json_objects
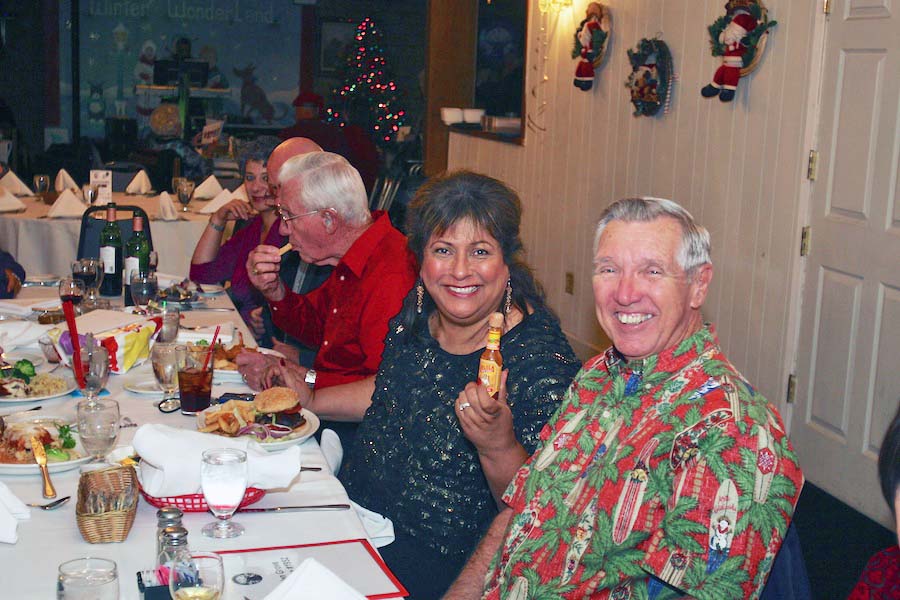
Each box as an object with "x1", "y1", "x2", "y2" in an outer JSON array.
[
  {"x1": 213, "y1": 347, "x2": 284, "y2": 382},
  {"x1": 0, "y1": 375, "x2": 76, "y2": 404},
  {"x1": 123, "y1": 378, "x2": 163, "y2": 395},
  {"x1": 196, "y1": 284, "x2": 225, "y2": 296},
  {"x1": 0, "y1": 414, "x2": 92, "y2": 475},
  {"x1": 197, "y1": 407, "x2": 319, "y2": 451},
  {"x1": 1, "y1": 351, "x2": 45, "y2": 368},
  {"x1": 23, "y1": 274, "x2": 61, "y2": 285}
]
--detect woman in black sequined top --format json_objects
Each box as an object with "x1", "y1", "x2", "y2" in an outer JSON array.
[{"x1": 336, "y1": 171, "x2": 582, "y2": 598}]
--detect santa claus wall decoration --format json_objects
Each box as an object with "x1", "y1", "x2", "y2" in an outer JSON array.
[
  {"x1": 625, "y1": 37, "x2": 674, "y2": 117},
  {"x1": 701, "y1": 0, "x2": 777, "y2": 102},
  {"x1": 572, "y1": 2, "x2": 611, "y2": 91}
]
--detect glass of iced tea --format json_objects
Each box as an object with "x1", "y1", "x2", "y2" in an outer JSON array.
[{"x1": 177, "y1": 346, "x2": 213, "y2": 415}]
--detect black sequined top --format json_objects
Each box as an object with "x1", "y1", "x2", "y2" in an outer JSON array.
[{"x1": 340, "y1": 306, "x2": 581, "y2": 564}]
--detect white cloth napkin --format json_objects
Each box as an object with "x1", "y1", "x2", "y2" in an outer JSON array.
[
  {"x1": 320, "y1": 428, "x2": 343, "y2": 476},
  {"x1": 0, "y1": 298, "x2": 60, "y2": 318},
  {"x1": 0, "y1": 482, "x2": 30, "y2": 544},
  {"x1": 133, "y1": 424, "x2": 302, "y2": 497},
  {"x1": 54, "y1": 169, "x2": 79, "y2": 192},
  {"x1": 47, "y1": 188, "x2": 86, "y2": 218},
  {"x1": 264, "y1": 558, "x2": 365, "y2": 600},
  {"x1": 194, "y1": 174, "x2": 223, "y2": 199},
  {"x1": 0, "y1": 321, "x2": 52, "y2": 350},
  {"x1": 125, "y1": 170, "x2": 152, "y2": 194},
  {"x1": 232, "y1": 183, "x2": 249, "y2": 202},
  {"x1": 0, "y1": 171, "x2": 32, "y2": 196},
  {"x1": 200, "y1": 188, "x2": 235, "y2": 214},
  {"x1": 157, "y1": 191, "x2": 179, "y2": 220},
  {"x1": 0, "y1": 187, "x2": 25, "y2": 211}
]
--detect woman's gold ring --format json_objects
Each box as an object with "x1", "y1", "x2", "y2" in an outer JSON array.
[{"x1": 458, "y1": 402, "x2": 471, "y2": 412}]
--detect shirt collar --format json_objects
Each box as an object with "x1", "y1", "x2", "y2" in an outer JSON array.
[
  {"x1": 606, "y1": 323, "x2": 717, "y2": 379},
  {"x1": 337, "y1": 211, "x2": 392, "y2": 279}
]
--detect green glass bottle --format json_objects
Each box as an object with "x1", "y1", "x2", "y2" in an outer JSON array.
[
  {"x1": 123, "y1": 215, "x2": 150, "y2": 306},
  {"x1": 98, "y1": 203, "x2": 123, "y2": 296}
]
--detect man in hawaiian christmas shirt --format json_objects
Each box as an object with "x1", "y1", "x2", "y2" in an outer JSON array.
[{"x1": 445, "y1": 197, "x2": 804, "y2": 600}]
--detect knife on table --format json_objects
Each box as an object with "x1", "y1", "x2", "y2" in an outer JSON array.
[
  {"x1": 31, "y1": 436, "x2": 57, "y2": 499},
  {"x1": 238, "y1": 503, "x2": 350, "y2": 513}
]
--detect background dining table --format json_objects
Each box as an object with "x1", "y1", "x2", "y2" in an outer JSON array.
[
  {"x1": 0, "y1": 287, "x2": 404, "y2": 599},
  {"x1": 0, "y1": 192, "x2": 217, "y2": 278}
]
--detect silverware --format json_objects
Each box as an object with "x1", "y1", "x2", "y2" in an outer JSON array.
[
  {"x1": 238, "y1": 503, "x2": 350, "y2": 514},
  {"x1": 30, "y1": 436, "x2": 57, "y2": 498},
  {"x1": 27, "y1": 495, "x2": 70, "y2": 510}
]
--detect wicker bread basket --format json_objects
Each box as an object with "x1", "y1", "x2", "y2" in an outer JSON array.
[{"x1": 76, "y1": 465, "x2": 139, "y2": 544}]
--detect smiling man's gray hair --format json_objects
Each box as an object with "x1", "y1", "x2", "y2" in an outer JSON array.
[{"x1": 593, "y1": 197, "x2": 711, "y2": 274}]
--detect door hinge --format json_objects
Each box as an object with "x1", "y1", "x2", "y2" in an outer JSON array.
[
  {"x1": 800, "y1": 226, "x2": 811, "y2": 257},
  {"x1": 786, "y1": 374, "x2": 797, "y2": 404},
  {"x1": 823, "y1": 0, "x2": 832, "y2": 15},
  {"x1": 807, "y1": 150, "x2": 818, "y2": 180}
]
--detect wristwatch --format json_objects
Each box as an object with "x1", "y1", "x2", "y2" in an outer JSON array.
[{"x1": 304, "y1": 369, "x2": 317, "y2": 388}]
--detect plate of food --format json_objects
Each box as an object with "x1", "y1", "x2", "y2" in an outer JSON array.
[
  {"x1": 195, "y1": 283, "x2": 225, "y2": 296},
  {"x1": 208, "y1": 342, "x2": 284, "y2": 382},
  {"x1": 196, "y1": 387, "x2": 319, "y2": 451},
  {"x1": 0, "y1": 413, "x2": 91, "y2": 474},
  {"x1": 0, "y1": 360, "x2": 74, "y2": 403}
]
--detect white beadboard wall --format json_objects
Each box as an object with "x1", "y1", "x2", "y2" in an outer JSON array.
[{"x1": 448, "y1": 0, "x2": 818, "y2": 407}]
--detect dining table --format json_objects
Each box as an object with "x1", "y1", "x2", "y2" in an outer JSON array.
[
  {"x1": 0, "y1": 286, "x2": 405, "y2": 599},
  {"x1": 0, "y1": 192, "x2": 217, "y2": 278}
]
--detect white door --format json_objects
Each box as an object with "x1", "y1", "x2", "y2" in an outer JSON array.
[{"x1": 792, "y1": 0, "x2": 900, "y2": 528}]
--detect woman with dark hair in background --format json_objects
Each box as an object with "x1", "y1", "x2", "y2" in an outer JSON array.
[{"x1": 0, "y1": 249, "x2": 24, "y2": 299}]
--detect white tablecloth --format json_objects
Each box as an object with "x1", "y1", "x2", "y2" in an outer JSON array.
[
  {"x1": 0, "y1": 192, "x2": 214, "y2": 277},
  {"x1": 0, "y1": 288, "x2": 400, "y2": 599}
]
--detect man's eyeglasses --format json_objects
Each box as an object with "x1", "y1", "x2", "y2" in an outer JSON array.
[{"x1": 274, "y1": 205, "x2": 323, "y2": 222}]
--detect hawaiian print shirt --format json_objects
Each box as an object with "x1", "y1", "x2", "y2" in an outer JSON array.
[{"x1": 483, "y1": 325, "x2": 804, "y2": 600}]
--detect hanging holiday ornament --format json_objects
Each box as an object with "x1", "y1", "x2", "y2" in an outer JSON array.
[
  {"x1": 625, "y1": 37, "x2": 674, "y2": 117},
  {"x1": 701, "y1": 0, "x2": 777, "y2": 102},
  {"x1": 572, "y1": 2, "x2": 611, "y2": 91}
]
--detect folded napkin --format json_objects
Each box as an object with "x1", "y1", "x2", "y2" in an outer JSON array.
[
  {"x1": 126, "y1": 170, "x2": 152, "y2": 194},
  {"x1": 264, "y1": 558, "x2": 365, "y2": 600},
  {"x1": 155, "y1": 272, "x2": 185, "y2": 288},
  {"x1": 158, "y1": 191, "x2": 179, "y2": 221},
  {"x1": 0, "y1": 482, "x2": 30, "y2": 544},
  {"x1": 232, "y1": 183, "x2": 249, "y2": 203},
  {"x1": 194, "y1": 174, "x2": 224, "y2": 199},
  {"x1": 47, "y1": 188, "x2": 86, "y2": 218},
  {"x1": 320, "y1": 428, "x2": 343, "y2": 476},
  {"x1": 0, "y1": 298, "x2": 60, "y2": 318},
  {"x1": 54, "y1": 169, "x2": 79, "y2": 192},
  {"x1": 133, "y1": 424, "x2": 302, "y2": 497},
  {"x1": 0, "y1": 171, "x2": 32, "y2": 196},
  {"x1": 199, "y1": 188, "x2": 234, "y2": 214},
  {"x1": 176, "y1": 322, "x2": 235, "y2": 345},
  {"x1": 0, "y1": 187, "x2": 26, "y2": 211},
  {"x1": 0, "y1": 320, "x2": 52, "y2": 350}
]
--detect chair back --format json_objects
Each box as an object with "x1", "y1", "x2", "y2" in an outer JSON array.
[
  {"x1": 77, "y1": 204, "x2": 154, "y2": 260},
  {"x1": 105, "y1": 161, "x2": 145, "y2": 192}
]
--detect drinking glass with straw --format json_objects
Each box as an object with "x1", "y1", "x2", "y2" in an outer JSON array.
[{"x1": 177, "y1": 326, "x2": 220, "y2": 416}]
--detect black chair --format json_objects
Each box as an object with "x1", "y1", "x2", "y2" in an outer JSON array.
[
  {"x1": 77, "y1": 204, "x2": 154, "y2": 260},
  {"x1": 760, "y1": 521, "x2": 811, "y2": 600}
]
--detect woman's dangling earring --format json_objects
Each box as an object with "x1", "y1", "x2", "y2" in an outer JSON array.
[
  {"x1": 504, "y1": 279, "x2": 512, "y2": 315},
  {"x1": 416, "y1": 282, "x2": 424, "y2": 314}
]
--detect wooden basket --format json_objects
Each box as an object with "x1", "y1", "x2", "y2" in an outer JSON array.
[{"x1": 76, "y1": 465, "x2": 139, "y2": 544}]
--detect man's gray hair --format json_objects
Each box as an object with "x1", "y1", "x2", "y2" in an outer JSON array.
[
  {"x1": 593, "y1": 197, "x2": 711, "y2": 274},
  {"x1": 279, "y1": 151, "x2": 370, "y2": 227}
]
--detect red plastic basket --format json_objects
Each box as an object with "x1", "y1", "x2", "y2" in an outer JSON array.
[{"x1": 140, "y1": 486, "x2": 266, "y2": 512}]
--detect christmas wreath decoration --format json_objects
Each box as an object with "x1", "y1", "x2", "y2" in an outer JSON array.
[
  {"x1": 625, "y1": 37, "x2": 674, "y2": 117},
  {"x1": 708, "y1": 0, "x2": 776, "y2": 76},
  {"x1": 572, "y1": 2, "x2": 611, "y2": 91}
]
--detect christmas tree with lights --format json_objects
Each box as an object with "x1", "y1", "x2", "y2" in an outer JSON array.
[{"x1": 325, "y1": 17, "x2": 406, "y2": 146}]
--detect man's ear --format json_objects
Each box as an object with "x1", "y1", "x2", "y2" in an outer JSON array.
[
  {"x1": 321, "y1": 208, "x2": 337, "y2": 233},
  {"x1": 689, "y1": 263, "x2": 713, "y2": 309}
]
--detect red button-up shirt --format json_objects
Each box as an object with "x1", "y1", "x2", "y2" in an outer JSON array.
[{"x1": 269, "y1": 212, "x2": 416, "y2": 389}]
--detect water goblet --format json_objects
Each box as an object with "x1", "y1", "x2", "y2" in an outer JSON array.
[
  {"x1": 32, "y1": 174, "x2": 50, "y2": 197},
  {"x1": 151, "y1": 343, "x2": 186, "y2": 412},
  {"x1": 176, "y1": 180, "x2": 195, "y2": 212},
  {"x1": 168, "y1": 552, "x2": 224, "y2": 600},
  {"x1": 79, "y1": 345, "x2": 110, "y2": 406},
  {"x1": 57, "y1": 557, "x2": 119, "y2": 600},
  {"x1": 156, "y1": 307, "x2": 181, "y2": 343},
  {"x1": 81, "y1": 184, "x2": 100, "y2": 205},
  {"x1": 130, "y1": 271, "x2": 158, "y2": 314},
  {"x1": 200, "y1": 448, "x2": 247, "y2": 538},
  {"x1": 76, "y1": 398, "x2": 119, "y2": 461}
]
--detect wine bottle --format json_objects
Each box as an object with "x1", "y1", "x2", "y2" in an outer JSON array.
[
  {"x1": 477, "y1": 312, "x2": 505, "y2": 398},
  {"x1": 123, "y1": 215, "x2": 150, "y2": 306},
  {"x1": 98, "y1": 203, "x2": 123, "y2": 296}
]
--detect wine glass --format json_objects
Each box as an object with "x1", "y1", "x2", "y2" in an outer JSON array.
[
  {"x1": 200, "y1": 448, "x2": 247, "y2": 539},
  {"x1": 77, "y1": 345, "x2": 110, "y2": 407},
  {"x1": 168, "y1": 552, "x2": 224, "y2": 600},
  {"x1": 81, "y1": 184, "x2": 99, "y2": 205},
  {"x1": 57, "y1": 557, "x2": 118, "y2": 600},
  {"x1": 156, "y1": 307, "x2": 181, "y2": 343},
  {"x1": 151, "y1": 343, "x2": 186, "y2": 412},
  {"x1": 72, "y1": 258, "x2": 103, "y2": 306},
  {"x1": 171, "y1": 176, "x2": 186, "y2": 195},
  {"x1": 76, "y1": 398, "x2": 120, "y2": 461},
  {"x1": 176, "y1": 180, "x2": 195, "y2": 212},
  {"x1": 130, "y1": 271, "x2": 158, "y2": 314},
  {"x1": 32, "y1": 174, "x2": 50, "y2": 197},
  {"x1": 58, "y1": 278, "x2": 85, "y2": 309}
]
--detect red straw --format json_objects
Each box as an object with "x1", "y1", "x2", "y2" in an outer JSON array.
[
  {"x1": 61, "y1": 300, "x2": 85, "y2": 388},
  {"x1": 202, "y1": 325, "x2": 222, "y2": 371}
]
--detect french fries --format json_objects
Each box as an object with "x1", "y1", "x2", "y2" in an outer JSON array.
[
  {"x1": 198, "y1": 400, "x2": 257, "y2": 435},
  {"x1": 278, "y1": 243, "x2": 293, "y2": 255}
]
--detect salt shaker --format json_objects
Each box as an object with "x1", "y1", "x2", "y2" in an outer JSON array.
[
  {"x1": 156, "y1": 525, "x2": 191, "y2": 585},
  {"x1": 155, "y1": 507, "x2": 184, "y2": 563}
]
